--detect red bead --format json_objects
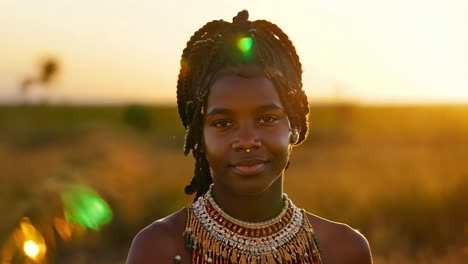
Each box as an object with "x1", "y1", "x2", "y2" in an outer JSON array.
[{"x1": 272, "y1": 225, "x2": 278, "y2": 232}]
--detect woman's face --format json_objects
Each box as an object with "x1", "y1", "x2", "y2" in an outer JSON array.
[{"x1": 203, "y1": 69, "x2": 293, "y2": 196}]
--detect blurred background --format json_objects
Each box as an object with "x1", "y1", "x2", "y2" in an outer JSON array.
[{"x1": 0, "y1": 1, "x2": 467, "y2": 263}]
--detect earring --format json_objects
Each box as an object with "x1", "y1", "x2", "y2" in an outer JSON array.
[{"x1": 290, "y1": 128, "x2": 299, "y2": 144}]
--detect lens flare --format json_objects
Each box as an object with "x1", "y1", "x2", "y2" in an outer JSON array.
[
  {"x1": 237, "y1": 37, "x2": 253, "y2": 61},
  {"x1": 17, "y1": 218, "x2": 47, "y2": 261},
  {"x1": 61, "y1": 185, "x2": 113, "y2": 231},
  {"x1": 53, "y1": 217, "x2": 73, "y2": 240},
  {"x1": 23, "y1": 240, "x2": 40, "y2": 259}
]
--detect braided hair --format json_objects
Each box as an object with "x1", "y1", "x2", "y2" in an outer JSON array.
[{"x1": 176, "y1": 10, "x2": 310, "y2": 200}]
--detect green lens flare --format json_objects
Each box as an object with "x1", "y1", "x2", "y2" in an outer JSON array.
[
  {"x1": 237, "y1": 37, "x2": 253, "y2": 56},
  {"x1": 61, "y1": 185, "x2": 113, "y2": 231}
]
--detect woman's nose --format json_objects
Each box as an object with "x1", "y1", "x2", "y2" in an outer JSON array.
[{"x1": 231, "y1": 124, "x2": 261, "y2": 152}]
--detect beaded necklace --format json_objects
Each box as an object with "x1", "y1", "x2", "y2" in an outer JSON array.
[{"x1": 183, "y1": 188, "x2": 323, "y2": 264}]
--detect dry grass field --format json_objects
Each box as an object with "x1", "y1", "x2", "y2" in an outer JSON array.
[{"x1": 0, "y1": 104, "x2": 467, "y2": 263}]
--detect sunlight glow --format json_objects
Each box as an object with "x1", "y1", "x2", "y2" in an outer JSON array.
[
  {"x1": 23, "y1": 240, "x2": 40, "y2": 259},
  {"x1": 0, "y1": 0, "x2": 466, "y2": 104},
  {"x1": 18, "y1": 218, "x2": 47, "y2": 260}
]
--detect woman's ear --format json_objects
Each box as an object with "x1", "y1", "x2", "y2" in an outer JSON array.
[{"x1": 290, "y1": 128, "x2": 299, "y2": 145}]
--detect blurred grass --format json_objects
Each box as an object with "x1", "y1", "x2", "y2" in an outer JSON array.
[{"x1": 0, "y1": 104, "x2": 467, "y2": 263}]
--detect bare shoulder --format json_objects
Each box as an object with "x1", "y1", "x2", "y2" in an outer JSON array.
[
  {"x1": 126, "y1": 207, "x2": 189, "y2": 264},
  {"x1": 306, "y1": 213, "x2": 373, "y2": 264}
]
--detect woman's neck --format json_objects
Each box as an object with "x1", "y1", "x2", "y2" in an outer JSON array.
[{"x1": 210, "y1": 177, "x2": 284, "y2": 223}]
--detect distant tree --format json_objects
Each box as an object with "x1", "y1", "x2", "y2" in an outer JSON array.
[
  {"x1": 20, "y1": 56, "x2": 60, "y2": 104},
  {"x1": 123, "y1": 104, "x2": 153, "y2": 131},
  {"x1": 39, "y1": 57, "x2": 59, "y2": 83}
]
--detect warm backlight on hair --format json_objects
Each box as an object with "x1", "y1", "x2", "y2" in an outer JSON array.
[
  {"x1": 237, "y1": 37, "x2": 253, "y2": 55},
  {"x1": 23, "y1": 240, "x2": 40, "y2": 259}
]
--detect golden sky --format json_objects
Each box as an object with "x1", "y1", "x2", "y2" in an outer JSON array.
[{"x1": 0, "y1": 0, "x2": 467, "y2": 104}]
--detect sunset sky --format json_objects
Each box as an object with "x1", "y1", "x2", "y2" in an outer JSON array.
[{"x1": 0, "y1": 0, "x2": 467, "y2": 105}]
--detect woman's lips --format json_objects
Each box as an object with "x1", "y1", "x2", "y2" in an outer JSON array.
[{"x1": 232, "y1": 162, "x2": 266, "y2": 175}]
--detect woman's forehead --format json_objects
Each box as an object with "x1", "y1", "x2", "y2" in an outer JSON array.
[{"x1": 207, "y1": 74, "x2": 283, "y2": 112}]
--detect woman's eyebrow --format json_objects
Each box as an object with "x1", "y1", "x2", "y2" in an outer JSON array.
[{"x1": 206, "y1": 104, "x2": 284, "y2": 117}]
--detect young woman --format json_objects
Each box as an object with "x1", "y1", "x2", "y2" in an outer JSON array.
[{"x1": 126, "y1": 10, "x2": 373, "y2": 264}]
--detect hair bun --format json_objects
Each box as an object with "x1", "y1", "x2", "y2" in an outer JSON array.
[{"x1": 232, "y1": 10, "x2": 249, "y2": 24}]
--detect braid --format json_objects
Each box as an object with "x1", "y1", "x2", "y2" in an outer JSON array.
[
  {"x1": 232, "y1": 10, "x2": 249, "y2": 24},
  {"x1": 177, "y1": 20, "x2": 227, "y2": 128},
  {"x1": 272, "y1": 77, "x2": 310, "y2": 145},
  {"x1": 182, "y1": 39, "x2": 214, "y2": 156},
  {"x1": 185, "y1": 148, "x2": 212, "y2": 197},
  {"x1": 255, "y1": 20, "x2": 303, "y2": 79},
  {"x1": 177, "y1": 10, "x2": 310, "y2": 200}
]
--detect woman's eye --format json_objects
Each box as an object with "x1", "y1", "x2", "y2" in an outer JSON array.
[
  {"x1": 258, "y1": 116, "x2": 278, "y2": 124},
  {"x1": 212, "y1": 120, "x2": 232, "y2": 128}
]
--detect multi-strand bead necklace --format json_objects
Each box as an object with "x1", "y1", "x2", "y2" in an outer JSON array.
[{"x1": 182, "y1": 187, "x2": 322, "y2": 264}]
